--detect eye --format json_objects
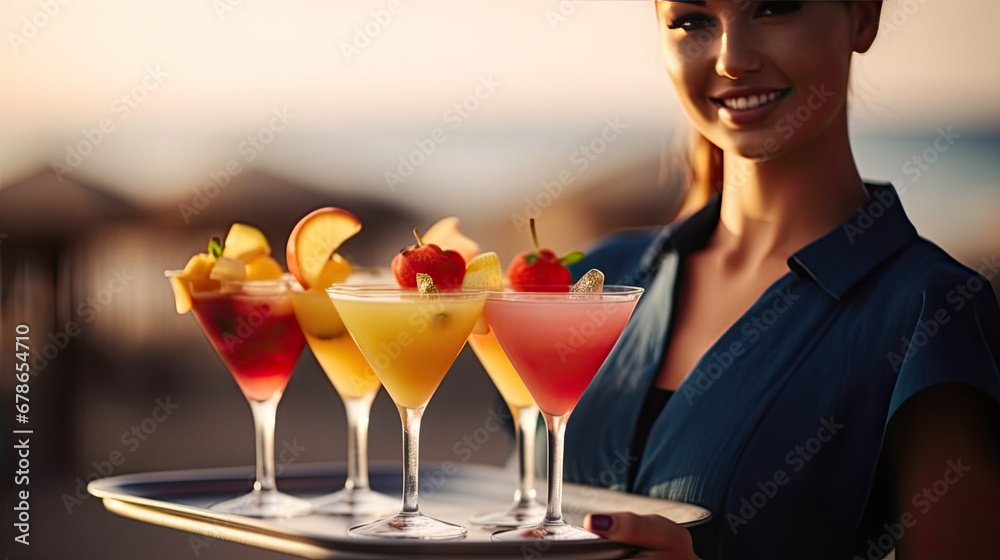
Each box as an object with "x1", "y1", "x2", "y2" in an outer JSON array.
[
  {"x1": 755, "y1": 1, "x2": 802, "y2": 17},
  {"x1": 666, "y1": 12, "x2": 714, "y2": 32}
]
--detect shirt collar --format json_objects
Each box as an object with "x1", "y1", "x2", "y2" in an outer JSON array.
[{"x1": 641, "y1": 182, "x2": 919, "y2": 301}]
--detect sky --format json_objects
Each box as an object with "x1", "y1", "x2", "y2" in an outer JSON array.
[{"x1": 1, "y1": 0, "x2": 998, "y2": 215}]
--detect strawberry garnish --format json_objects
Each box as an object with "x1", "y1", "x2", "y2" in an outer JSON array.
[
  {"x1": 391, "y1": 228, "x2": 466, "y2": 289},
  {"x1": 507, "y1": 219, "x2": 583, "y2": 291}
]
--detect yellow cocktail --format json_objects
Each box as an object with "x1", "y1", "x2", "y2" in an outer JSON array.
[
  {"x1": 290, "y1": 278, "x2": 397, "y2": 516},
  {"x1": 333, "y1": 297, "x2": 483, "y2": 410},
  {"x1": 467, "y1": 330, "x2": 545, "y2": 527},
  {"x1": 469, "y1": 332, "x2": 534, "y2": 409},
  {"x1": 292, "y1": 289, "x2": 379, "y2": 399},
  {"x1": 329, "y1": 286, "x2": 485, "y2": 540}
]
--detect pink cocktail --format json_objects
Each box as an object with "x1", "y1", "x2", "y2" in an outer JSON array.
[{"x1": 485, "y1": 286, "x2": 642, "y2": 541}]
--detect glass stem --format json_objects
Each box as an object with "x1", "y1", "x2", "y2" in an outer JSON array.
[
  {"x1": 399, "y1": 405, "x2": 425, "y2": 514},
  {"x1": 542, "y1": 411, "x2": 569, "y2": 524},
  {"x1": 343, "y1": 395, "x2": 375, "y2": 491},
  {"x1": 248, "y1": 395, "x2": 281, "y2": 493},
  {"x1": 514, "y1": 405, "x2": 540, "y2": 507}
]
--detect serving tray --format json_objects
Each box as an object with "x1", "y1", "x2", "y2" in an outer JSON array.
[{"x1": 89, "y1": 462, "x2": 711, "y2": 559}]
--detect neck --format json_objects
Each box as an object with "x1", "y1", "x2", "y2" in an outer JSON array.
[{"x1": 714, "y1": 115, "x2": 869, "y2": 267}]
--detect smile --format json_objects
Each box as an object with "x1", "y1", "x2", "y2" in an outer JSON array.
[{"x1": 709, "y1": 88, "x2": 792, "y2": 111}]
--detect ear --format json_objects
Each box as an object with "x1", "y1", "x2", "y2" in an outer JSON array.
[{"x1": 850, "y1": 1, "x2": 882, "y2": 54}]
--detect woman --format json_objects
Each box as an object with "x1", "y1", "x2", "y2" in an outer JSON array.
[{"x1": 565, "y1": 2, "x2": 1000, "y2": 558}]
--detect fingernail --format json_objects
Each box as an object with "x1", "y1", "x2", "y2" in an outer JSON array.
[{"x1": 590, "y1": 514, "x2": 614, "y2": 531}]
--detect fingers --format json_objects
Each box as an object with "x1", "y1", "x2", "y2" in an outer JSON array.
[{"x1": 584, "y1": 512, "x2": 699, "y2": 560}]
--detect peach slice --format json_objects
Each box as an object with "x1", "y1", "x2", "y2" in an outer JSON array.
[
  {"x1": 314, "y1": 253, "x2": 352, "y2": 288},
  {"x1": 287, "y1": 208, "x2": 362, "y2": 290},
  {"x1": 423, "y1": 217, "x2": 480, "y2": 263}
]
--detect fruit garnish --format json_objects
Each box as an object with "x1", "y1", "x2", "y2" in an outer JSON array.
[
  {"x1": 245, "y1": 255, "x2": 284, "y2": 281},
  {"x1": 462, "y1": 252, "x2": 502, "y2": 335},
  {"x1": 462, "y1": 252, "x2": 503, "y2": 291},
  {"x1": 208, "y1": 236, "x2": 224, "y2": 258},
  {"x1": 170, "y1": 278, "x2": 192, "y2": 314},
  {"x1": 314, "y1": 253, "x2": 352, "y2": 288},
  {"x1": 221, "y1": 223, "x2": 271, "y2": 262},
  {"x1": 391, "y1": 228, "x2": 466, "y2": 289},
  {"x1": 170, "y1": 253, "x2": 220, "y2": 314},
  {"x1": 507, "y1": 219, "x2": 582, "y2": 292},
  {"x1": 423, "y1": 217, "x2": 480, "y2": 263},
  {"x1": 416, "y1": 273, "x2": 450, "y2": 329},
  {"x1": 287, "y1": 207, "x2": 362, "y2": 290},
  {"x1": 570, "y1": 269, "x2": 605, "y2": 293},
  {"x1": 210, "y1": 256, "x2": 248, "y2": 282},
  {"x1": 416, "y1": 272, "x2": 438, "y2": 294},
  {"x1": 171, "y1": 224, "x2": 288, "y2": 314}
]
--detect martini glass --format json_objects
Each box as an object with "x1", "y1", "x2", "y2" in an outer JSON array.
[
  {"x1": 289, "y1": 269, "x2": 398, "y2": 516},
  {"x1": 467, "y1": 330, "x2": 545, "y2": 527},
  {"x1": 486, "y1": 286, "x2": 643, "y2": 541},
  {"x1": 171, "y1": 272, "x2": 311, "y2": 518},
  {"x1": 328, "y1": 285, "x2": 485, "y2": 539}
]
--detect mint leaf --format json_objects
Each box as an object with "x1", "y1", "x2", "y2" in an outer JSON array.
[
  {"x1": 208, "y1": 236, "x2": 223, "y2": 258},
  {"x1": 559, "y1": 251, "x2": 585, "y2": 266}
]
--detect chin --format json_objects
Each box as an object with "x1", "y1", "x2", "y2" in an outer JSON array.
[{"x1": 710, "y1": 132, "x2": 786, "y2": 163}]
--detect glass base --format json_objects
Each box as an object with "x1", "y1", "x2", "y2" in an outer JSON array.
[
  {"x1": 469, "y1": 500, "x2": 547, "y2": 528},
  {"x1": 311, "y1": 487, "x2": 399, "y2": 517},
  {"x1": 349, "y1": 511, "x2": 467, "y2": 540},
  {"x1": 210, "y1": 489, "x2": 312, "y2": 518},
  {"x1": 491, "y1": 520, "x2": 601, "y2": 541}
]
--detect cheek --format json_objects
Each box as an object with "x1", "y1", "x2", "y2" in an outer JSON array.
[{"x1": 664, "y1": 46, "x2": 713, "y2": 121}]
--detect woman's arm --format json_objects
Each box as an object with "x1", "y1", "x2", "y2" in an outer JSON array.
[{"x1": 884, "y1": 383, "x2": 1000, "y2": 559}]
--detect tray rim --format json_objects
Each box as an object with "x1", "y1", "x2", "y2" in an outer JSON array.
[{"x1": 89, "y1": 462, "x2": 712, "y2": 558}]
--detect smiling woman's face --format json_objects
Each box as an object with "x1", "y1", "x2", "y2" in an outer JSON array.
[{"x1": 657, "y1": 1, "x2": 861, "y2": 161}]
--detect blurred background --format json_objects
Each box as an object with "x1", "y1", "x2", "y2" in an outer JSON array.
[{"x1": 1, "y1": 0, "x2": 998, "y2": 558}]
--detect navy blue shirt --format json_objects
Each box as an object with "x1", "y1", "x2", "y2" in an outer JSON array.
[{"x1": 565, "y1": 182, "x2": 1000, "y2": 559}]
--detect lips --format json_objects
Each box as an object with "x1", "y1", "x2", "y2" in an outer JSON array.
[
  {"x1": 708, "y1": 87, "x2": 793, "y2": 126},
  {"x1": 709, "y1": 88, "x2": 791, "y2": 111}
]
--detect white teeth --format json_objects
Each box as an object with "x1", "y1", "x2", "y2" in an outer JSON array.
[{"x1": 721, "y1": 91, "x2": 782, "y2": 110}]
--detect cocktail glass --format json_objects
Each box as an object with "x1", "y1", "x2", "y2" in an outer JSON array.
[
  {"x1": 327, "y1": 285, "x2": 485, "y2": 539},
  {"x1": 486, "y1": 286, "x2": 643, "y2": 541},
  {"x1": 289, "y1": 269, "x2": 398, "y2": 516},
  {"x1": 170, "y1": 272, "x2": 311, "y2": 518},
  {"x1": 467, "y1": 330, "x2": 545, "y2": 527}
]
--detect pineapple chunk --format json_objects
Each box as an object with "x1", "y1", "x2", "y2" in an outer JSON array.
[
  {"x1": 210, "y1": 257, "x2": 247, "y2": 282},
  {"x1": 221, "y1": 223, "x2": 271, "y2": 262},
  {"x1": 170, "y1": 253, "x2": 219, "y2": 314},
  {"x1": 245, "y1": 255, "x2": 284, "y2": 281}
]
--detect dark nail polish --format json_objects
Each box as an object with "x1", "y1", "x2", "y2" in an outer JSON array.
[{"x1": 590, "y1": 514, "x2": 614, "y2": 531}]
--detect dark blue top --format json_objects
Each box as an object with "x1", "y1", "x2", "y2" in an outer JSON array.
[{"x1": 565, "y1": 182, "x2": 1000, "y2": 559}]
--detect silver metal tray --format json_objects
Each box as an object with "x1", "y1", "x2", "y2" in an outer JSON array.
[{"x1": 88, "y1": 462, "x2": 711, "y2": 559}]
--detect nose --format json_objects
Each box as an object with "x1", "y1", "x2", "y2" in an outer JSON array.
[{"x1": 715, "y1": 24, "x2": 762, "y2": 79}]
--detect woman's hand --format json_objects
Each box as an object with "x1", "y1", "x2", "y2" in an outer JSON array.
[{"x1": 584, "y1": 512, "x2": 701, "y2": 560}]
